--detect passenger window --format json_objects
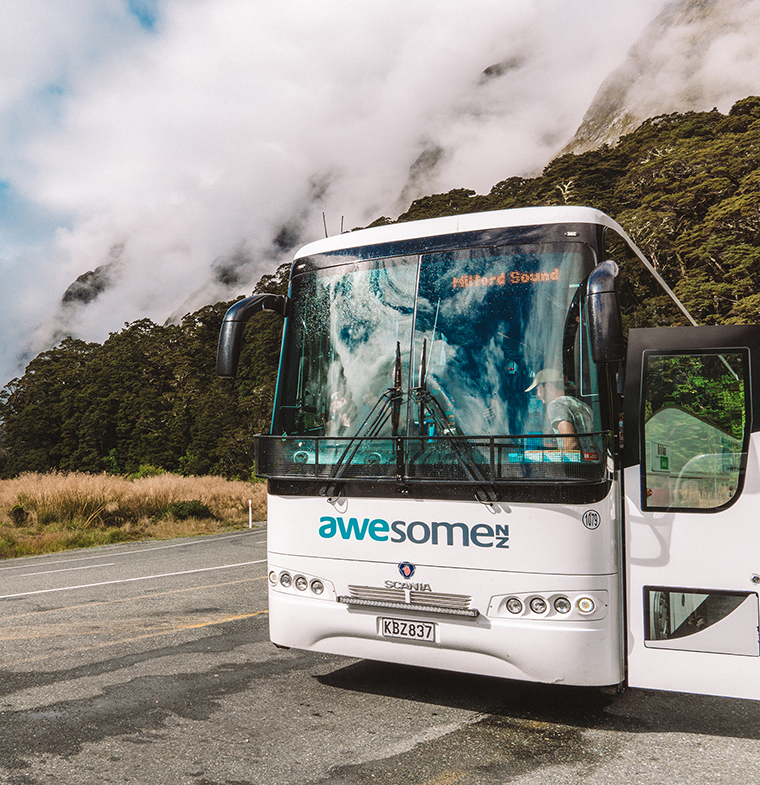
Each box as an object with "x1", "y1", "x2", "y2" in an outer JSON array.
[{"x1": 641, "y1": 351, "x2": 749, "y2": 510}]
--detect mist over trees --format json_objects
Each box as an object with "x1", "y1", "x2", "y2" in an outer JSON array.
[
  {"x1": 0, "y1": 265, "x2": 289, "y2": 479},
  {"x1": 1, "y1": 97, "x2": 759, "y2": 478}
]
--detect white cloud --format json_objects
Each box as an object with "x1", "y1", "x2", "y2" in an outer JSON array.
[
  {"x1": 0, "y1": 0, "x2": 673, "y2": 383},
  {"x1": 577, "y1": 0, "x2": 760, "y2": 147}
]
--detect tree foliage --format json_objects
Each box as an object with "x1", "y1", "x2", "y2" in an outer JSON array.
[
  {"x1": 399, "y1": 96, "x2": 760, "y2": 326},
  {"x1": 2, "y1": 98, "x2": 760, "y2": 477},
  {"x1": 0, "y1": 264, "x2": 290, "y2": 478}
]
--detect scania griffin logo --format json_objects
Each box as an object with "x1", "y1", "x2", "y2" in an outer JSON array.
[{"x1": 398, "y1": 562, "x2": 415, "y2": 579}]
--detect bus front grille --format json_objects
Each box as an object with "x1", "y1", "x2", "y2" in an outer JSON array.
[{"x1": 338, "y1": 584, "x2": 479, "y2": 618}]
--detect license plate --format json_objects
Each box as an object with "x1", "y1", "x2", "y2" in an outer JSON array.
[{"x1": 379, "y1": 618, "x2": 436, "y2": 642}]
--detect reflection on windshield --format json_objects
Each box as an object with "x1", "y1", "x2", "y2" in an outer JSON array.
[
  {"x1": 274, "y1": 244, "x2": 601, "y2": 449},
  {"x1": 277, "y1": 257, "x2": 416, "y2": 437},
  {"x1": 414, "y1": 245, "x2": 592, "y2": 437}
]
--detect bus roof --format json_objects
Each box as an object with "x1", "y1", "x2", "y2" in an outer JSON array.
[{"x1": 294, "y1": 206, "x2": 625, "y2": 259}]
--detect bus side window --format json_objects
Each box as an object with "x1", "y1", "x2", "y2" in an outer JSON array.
[{"x1": 641, "y1": 351, "x2": 749, "y2": 511}]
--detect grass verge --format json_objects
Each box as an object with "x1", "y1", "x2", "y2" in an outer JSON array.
[{"x1": 0, "y1": 472, "x2": 267, "y2": 559}]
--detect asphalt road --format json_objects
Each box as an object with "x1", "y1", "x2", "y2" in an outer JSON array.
[{"x1": 2, "y1": 529, "x2": 760, "y2": 784}]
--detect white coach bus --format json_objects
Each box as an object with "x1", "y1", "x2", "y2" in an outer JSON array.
[{"x1": 217, "y1": 206, "x2": 760, "y2": 700}]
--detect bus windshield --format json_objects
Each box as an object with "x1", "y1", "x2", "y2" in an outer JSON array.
[{"x1": 269, "y1": 241, "x2": 606, "y2": 490}]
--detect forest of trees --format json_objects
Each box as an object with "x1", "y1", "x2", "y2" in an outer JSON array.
[
  {"x1": 0, "y1": 264, "x2": 289, "y2": 479},
  {"x1": 1, "y1": 96, "x2": 759, "y2": 479}
]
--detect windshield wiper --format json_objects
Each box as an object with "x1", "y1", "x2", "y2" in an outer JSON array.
[
  {"x1": 411, "y1": 338, "x2": 497, "y2": 504},
  {"x1": 322, "y1": 342, "x2": 404, "y2": 500},
  {"x1": 322, "y1": 339, "x2": 497, "y2": 504}
]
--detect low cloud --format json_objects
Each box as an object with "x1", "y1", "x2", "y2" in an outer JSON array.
[
  {"x1": 569, "y1": 0, "x2": 760, "y2": 152},
  {"x1": 0, "y1": 0, "x2": 679, "y2": 383}
]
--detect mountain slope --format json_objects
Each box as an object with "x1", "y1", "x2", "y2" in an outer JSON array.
[{"x1": 564, "y1": 0, "x2": 760, "y2": 154}]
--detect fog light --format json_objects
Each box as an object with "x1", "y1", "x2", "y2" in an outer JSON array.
[
  {"x1": 311, "y1": 580, "x2": 325, "y2": 595},
  {"x1": 294, "y1": 576, "x2": 308, "y2": 591},
  {"x1": 554, "y1": 596, "x2": 572, "y2": 614},
  {"x1": 505, "y1": 597, "x2": 523, "y2": 614},
  {"x1": 529, "y1": 597, "x2": 547, "y2": 614},
  {"x1": 577, "y1": 596, "x2": 596, "y2": 614},
  {"x1": 279, "y1": 572, "x2": 292, "y2": 587},
  {"x1": 268, "y1": 571, "x2": 277, "y2": 585}
]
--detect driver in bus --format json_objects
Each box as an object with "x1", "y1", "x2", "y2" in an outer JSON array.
[{"x1": 525, "y1": 369, "x2": 593, "y2": 452}]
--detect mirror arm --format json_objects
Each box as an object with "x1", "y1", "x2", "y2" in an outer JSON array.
[{"x1": 216, "y1": 293, "x2": 288, "y2": 377}]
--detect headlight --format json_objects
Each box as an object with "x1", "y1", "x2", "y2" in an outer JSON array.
[
  {"x1": 279, "y1": 572, "x2": 292, "y2": 588},
  {"x1": 311, "y1": 580, "x2": 325, "y2": 595},
  {"x1": 554, "y1": 597, "x2": 572, "y2": 614},
  {"x1": 505, "y1": 597, "x2": 523, "y2": 614},
  {"x1": 577, "y1": 597, "x2": 596, "y2": 614},
  {"x1": 294, "y1": 576, "x2": 308, "y2": 591},
  {"x1": 529, "y1": 597, "x2": 547, "y2": 614}
]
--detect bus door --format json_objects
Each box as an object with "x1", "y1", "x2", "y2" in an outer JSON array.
[{"x1": 623, "y1": 325, "x2": 760, "y2": 700}]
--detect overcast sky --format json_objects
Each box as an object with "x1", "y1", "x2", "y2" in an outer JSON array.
[{"x1": 0, "y1": 0, "x2": 692, "y2": 384}]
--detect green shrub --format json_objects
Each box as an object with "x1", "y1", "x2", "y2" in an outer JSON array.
[
  {"x1": 128, "y1": 465, "x2": 167, "y2": 480},
  {"x1": 0, "y1": 533, "x2": 17, "y2": 551},
  {"x1": 166, "y1": 499, "x2": 214, "y2": 520}
]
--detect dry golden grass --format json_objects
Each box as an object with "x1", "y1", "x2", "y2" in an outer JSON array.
[{"x1": 0, "y1": 472, "x2": 267, "y2": 559}]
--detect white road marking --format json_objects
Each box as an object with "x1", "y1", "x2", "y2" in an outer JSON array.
[
  {"x1": 0, "y1": 559, "x2": 267, "y2": 599},
  {"x1": 0, "y1": 529, "x2": 267, "y2": 572},
  {"x1": 17, "y1": 563, "x2": 116, "y2": 577}
]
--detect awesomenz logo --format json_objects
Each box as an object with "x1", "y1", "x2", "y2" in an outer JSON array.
[{"x1": 318, "y1": 517, "x2": 509, "y2": 548}]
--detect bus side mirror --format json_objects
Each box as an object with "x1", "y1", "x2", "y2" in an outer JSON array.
[
  {"x1": 586, "y1": 260, "x2": 624, "y2": 364},
  {"x1": 216, "y1": 293, "x2": 288, "y2": 377}
]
